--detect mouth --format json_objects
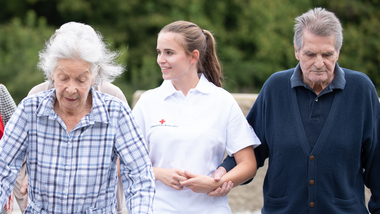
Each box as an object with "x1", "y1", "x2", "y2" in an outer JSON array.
[
  {"x1": 65, "y1": 97, "x2": 78, "y2": 102},
  {"x1": 161, "y1": 67, "x2": 172, "y2": 72}
]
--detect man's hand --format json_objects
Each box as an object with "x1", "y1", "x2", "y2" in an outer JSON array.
[
  {"x1": 20, "y1": 174, "x2": 28, "y2": 196},
  {"x1": 207, "y1": 167, "x2": 233, "y2": 197},
  {"x1": 211, "y1": 166, "x2": 227, "y2": 181}
]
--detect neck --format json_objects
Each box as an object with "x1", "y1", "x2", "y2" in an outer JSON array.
[
  {"x1": 171, "y1": 71, "x2": 200, "y2": 96},
  {"x1": 55, "y1": 94, "x2": 92, "y2": 116}
]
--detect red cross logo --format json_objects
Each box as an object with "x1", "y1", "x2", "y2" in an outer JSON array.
[{"x1": 159, "y1": 119, "x2": 165, "y2": 124}]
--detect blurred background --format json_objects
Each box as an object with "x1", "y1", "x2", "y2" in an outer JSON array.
[{"x1": 1, "y1": 0, "x2": 380, "y2": 105}]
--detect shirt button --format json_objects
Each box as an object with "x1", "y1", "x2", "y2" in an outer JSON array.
[
  {"x1": 310, "y1": 202, "x2": 315, "y2": 207},
  {"x1": 309, "y1": 180, "x2": 315, "y2": 185},
  {"x1": 310, "y1": 156, "x2": 315, "y2": 161},
  {"x1": 315, "y1": 98, "x2": 318, "y2": 102}
]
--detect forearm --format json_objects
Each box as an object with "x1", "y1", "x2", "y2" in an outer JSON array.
[
  {"x1": 221, "y1": 146, "x2": 257, "y2": 187},
  {"x1": 218, "y1": 160, "x2": 256, "y2": 187}
]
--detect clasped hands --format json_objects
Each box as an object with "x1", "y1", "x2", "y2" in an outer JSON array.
[{"x1": 155, "y1": 167, "x2": 232, "y2": 197}]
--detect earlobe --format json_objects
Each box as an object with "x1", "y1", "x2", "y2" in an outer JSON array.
[{"x1": 294, "y1": 44, "x2": 300, "y2": 60}]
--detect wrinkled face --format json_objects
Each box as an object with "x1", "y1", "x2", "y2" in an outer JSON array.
[
  {"x1": 52, "y1": 58, "x2": 94, "y2": 113},
  {"x1": 295, "y1": 30, "x2": 339, "y2": 89},
  {"x1": 156, "y1": 32, "x2": 195, "y2": 81}
]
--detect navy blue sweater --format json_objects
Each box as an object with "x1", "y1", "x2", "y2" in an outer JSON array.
[{"x1": 222, "y1": 64, "x2": 380, "y2": 213}]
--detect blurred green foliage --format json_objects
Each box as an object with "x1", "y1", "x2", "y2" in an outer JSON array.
[{"x1": 0, "y1": 0, "x2": 379, "y2": 104}]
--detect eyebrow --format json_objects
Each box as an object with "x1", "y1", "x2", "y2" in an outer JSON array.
[{"x1": 157, "y1": 48, "x2": 175, "y2": 52}]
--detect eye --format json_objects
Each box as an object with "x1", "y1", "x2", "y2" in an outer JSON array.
[
  {"x1": 77, "y1": 77, "x2": 88, "y2": 83},
  {"x1": 58, "y1": 75, "x2": 69, "y2": 82},
  {"x1": 157, "y1": 50, "x2": 161, "y2": 55},
  {"x1": 166, "y1": 51, "x2": 173, "y2": 55}
]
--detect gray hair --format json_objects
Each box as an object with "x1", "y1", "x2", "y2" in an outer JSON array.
[
  {"x1": 38, "y1": 22, "x2": 124, "y2": 85},
  {"x1": 294, "y1": 7, "x2": 343, "y2": 52}
]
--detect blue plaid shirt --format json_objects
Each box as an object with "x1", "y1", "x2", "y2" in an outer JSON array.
[{"x1": 0, "y1": 88, "x2": 155, "y2": 214}]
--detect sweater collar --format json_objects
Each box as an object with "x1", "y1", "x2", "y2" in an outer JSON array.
[{"x1": 290, "y1": 63, "x2": 346, "y2": 91}]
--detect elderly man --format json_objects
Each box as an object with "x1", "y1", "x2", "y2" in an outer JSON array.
[{"x1": 213, "y1": 7, "x2": 380, "y2": 214}]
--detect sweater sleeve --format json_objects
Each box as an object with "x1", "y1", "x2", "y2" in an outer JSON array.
[
  {"x1": 246, "y1": 87, "x2": 269, "y2": 169},
  {"x1": 364, "y1": 94, "x2": 380, "y2": 213}
]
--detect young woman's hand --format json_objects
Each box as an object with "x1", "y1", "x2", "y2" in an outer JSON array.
[
  {"x1": 180, "y1": 171, "x2": 225, "y2": 193},
  {"x1": 153, "y1": 167, "x2": 188, "y2": 190},
  {"x1": 208, "y1": 167, "x2": 233, "y2": 197}
]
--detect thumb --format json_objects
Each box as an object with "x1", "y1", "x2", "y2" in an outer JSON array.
[{"x1": 184, "y1": 170, "x2": 195, "y2": 179}]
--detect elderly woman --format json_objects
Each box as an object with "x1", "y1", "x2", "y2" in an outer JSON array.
[{"x1": 0, "y1": 22, "x2": 155, "y2": 214}]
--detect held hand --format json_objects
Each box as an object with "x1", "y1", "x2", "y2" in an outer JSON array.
[
  {"x1": 20, "y1": 174, "x2": 28, "y2": 196},
  {"x1": 208, "y1": 167, "x2": 233, "y2": 197},
  {"x1": 155, "y1": 168, "x2": 188, "y2": 190},
  {"x1": 211, "y1": 166, "x2": 227, "y2": 181},
  {"x1": 180, "y1": 170, "x2": 219, "y2": 193},
  {"x1": 207, "y1": 181, "x2": 233, "y2": 197}
]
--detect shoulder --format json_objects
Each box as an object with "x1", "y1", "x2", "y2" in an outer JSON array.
[
  {"x1": 260, "y1": 68, "x2": 294, "y2": 94},
  {"x1": 212, "y1": 86, "x2": 238, "y2": 103},
  {"x1": 94, "y1": 89, "x2": 126, "y2": 106},
  {"x1": 266, "y1": 69, "x2": 294, "y2": 85},
  {"x1": 342, "y1": 68, "x2": 374, "y2": 86},
  {"x1": 136, "y1": 87, "x2": 162, "y2": 103}
]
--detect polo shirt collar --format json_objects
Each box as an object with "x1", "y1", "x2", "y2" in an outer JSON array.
[
  {"x1": 159, "y1": 73, "x2": 212, "y2": 100},
  {"x1": 290, "y1": 63, "x2": 346, "y2": 90}
]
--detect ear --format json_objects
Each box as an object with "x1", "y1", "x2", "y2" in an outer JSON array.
[
  {"x1": 190, "y1": 50, "x2": 200, "y2": 64},
  {"x1": 294, "y1": 44, "x2": 300, "y2": 60},
  {"x1": 335, "y1": 51, "x2": 340, "y2": 62}
]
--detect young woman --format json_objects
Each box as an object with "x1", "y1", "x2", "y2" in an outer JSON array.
[{"x1": 132, "y1": 21, "x2": 261, "y2": 214}]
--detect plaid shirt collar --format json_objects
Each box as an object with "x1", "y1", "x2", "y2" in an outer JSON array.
[{"x1": 35, "y1": 88, "x2": 110, "y2": 125}]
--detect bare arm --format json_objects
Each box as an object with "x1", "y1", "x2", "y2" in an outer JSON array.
[{"x1": 180, "y1": 146, "x2": 257, "y2": 193}]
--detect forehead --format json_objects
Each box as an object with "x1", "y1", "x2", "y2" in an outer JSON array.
[
  {"x1": 157, "y1": 32, "x2": 184, "y2": 49},
  {"x1": 302, "y1": 30, "x2": 336, "y2": 52},
  {"x1": 55, "y1": 59, "x2": 92, "y2": 74}
]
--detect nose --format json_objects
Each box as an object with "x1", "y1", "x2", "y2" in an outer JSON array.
[
  {"x1": 157, "y1": 53, "x2": 166, "y2": 64},
  {"x1": 314, "y1": 55, "x2": 324, "y2": 69},
  {"x1": 65, "y1": 81, "x2": 77, "y2": 95}
]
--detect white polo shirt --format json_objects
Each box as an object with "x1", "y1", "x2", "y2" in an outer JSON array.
[{"x1": 132, "y1": 74, "x2": 261, "y2": 214}]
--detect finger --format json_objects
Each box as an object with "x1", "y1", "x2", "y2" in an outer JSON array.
[
  {"x1": 220, "y1": 181, "x2": 234, "y2": 197},
  {"x1": 207, "y1": 187, "x2": 221, "y2": 197},
  {"x1": 183, "y1": 170, "x2": 195, "y2": 179},
  {"x1": 215, "y1": 182, "x2": 227, "y2": 197},
  {"x1": 179, "y1": 180, "x2": 188, "y2": 187},
  {"x1": 171, "y1": 184, "x2": 183, "y2": 190},
  {"x1": 176, "y1": 175, "x2": 188, "y2": 182}
]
